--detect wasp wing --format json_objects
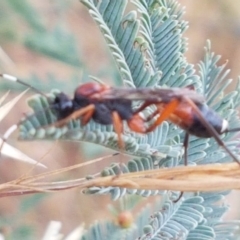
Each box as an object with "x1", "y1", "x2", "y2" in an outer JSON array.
[{"x1": 95, "y1": 87, "x2": 205, "y2": 104}]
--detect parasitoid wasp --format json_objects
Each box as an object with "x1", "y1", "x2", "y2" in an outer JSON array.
[
  {"x1": 1, "y1": 73, "x2": 240, "y2": 169},
  {"x1": 0, "y1": 74, "x2": 148, "y2": 150}
]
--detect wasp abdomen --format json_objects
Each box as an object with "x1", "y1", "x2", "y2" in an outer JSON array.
[{"x1": 188, "y1": 103, "x2": 226, "y2": 138}]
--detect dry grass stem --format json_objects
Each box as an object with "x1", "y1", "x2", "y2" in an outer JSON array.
[{"x1": 1, "y1": 162, "x2": 240, "y2": 197}]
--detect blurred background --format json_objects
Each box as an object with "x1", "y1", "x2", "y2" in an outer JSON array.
[{"x1": 0, "y1": 0, "x2": 240, "y2": 238}]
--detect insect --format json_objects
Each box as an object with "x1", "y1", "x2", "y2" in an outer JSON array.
[
  {"x1": 100, "y1": 85, "x2": 240, "y2": 164},
  {"x1": 134, "y1": 92, "x2": 235, "y2": 164},
  {"x1": 1, "y1": 74, "x2": 240, "y2": 203},
  {"x1": 1, "y1": 73, "x2": 240, "y2": 166},
  {"x1": 0, "y1": 74, "x2": 148, "y2": 150},
  {"x1": 132, "y1": 93, "x2": 240, "y2": 202}
]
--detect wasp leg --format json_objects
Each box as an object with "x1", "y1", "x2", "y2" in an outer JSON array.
[
  {"x1": 112, "y1": 111, "x2": 124, "y2": 149},
  {"x1": 146, "y1": 99, "x2": 180, "y2": 133},
  {"x1": 127, "y1": 114, "x2": 146, "y2": 133},
  {"x1": 183, "y1": 133, "x2": 189, "y2": 166},
  {"x1": 111, "y1": 111, "x2": 125, "y2": 176},
  {"x1": 172, "y1": 133, "x2": 190, "y2": 203},
  {"x1": 184, "y1": 97, "x2": 240, "y2": 166},
  {"x1": 81, "y1": 106, "x2": 95, "y2": 126},
  {"x1": 53, "y1": 104, "x2": 95, "y2": 128},
  {"x1": 145, "y1": 108, "x2": 164, "y2": 122},
  {"x1": 0, "y1": 105, "x2": 96, "y2": 155}
]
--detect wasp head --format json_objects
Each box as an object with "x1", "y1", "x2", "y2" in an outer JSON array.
[{"x1": 51, "y1": 92, "x2": 74, "y2": 120}]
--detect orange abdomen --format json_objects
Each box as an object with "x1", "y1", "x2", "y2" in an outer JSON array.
[{"x1": 160, "y1": 102, "x2": 224, "y2": 138}]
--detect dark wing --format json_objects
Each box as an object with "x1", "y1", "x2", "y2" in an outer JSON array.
[{"x1": 94, "y1": 87, "x2": 205, "y2": 105}]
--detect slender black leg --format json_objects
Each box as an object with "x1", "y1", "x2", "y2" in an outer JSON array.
[
  {"x1": 183, "y1": 133, "x2": 189, "y2": 166},
  {"x1": 173, "y1": 133, "x2": 189, "y2": 203}
]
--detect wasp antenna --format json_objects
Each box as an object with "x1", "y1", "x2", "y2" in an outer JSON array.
[
  {"x1": 0, "y1": 124, "x2": 18, "y2": 153},
  {"x1": 0, "y1": 73, "x2": 47, "y2": 97},
  {"x1": 89, "y1": 75, "x2": 106, "y2": 85}
]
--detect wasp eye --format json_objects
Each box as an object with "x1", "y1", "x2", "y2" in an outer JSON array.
[{"x1": 52, "y1": 93, "x2": 74, "y2": 119}]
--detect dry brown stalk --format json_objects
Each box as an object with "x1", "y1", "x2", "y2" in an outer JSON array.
[{"x1": 1, "y1": 162, "x2": 240, "y2": 197}]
